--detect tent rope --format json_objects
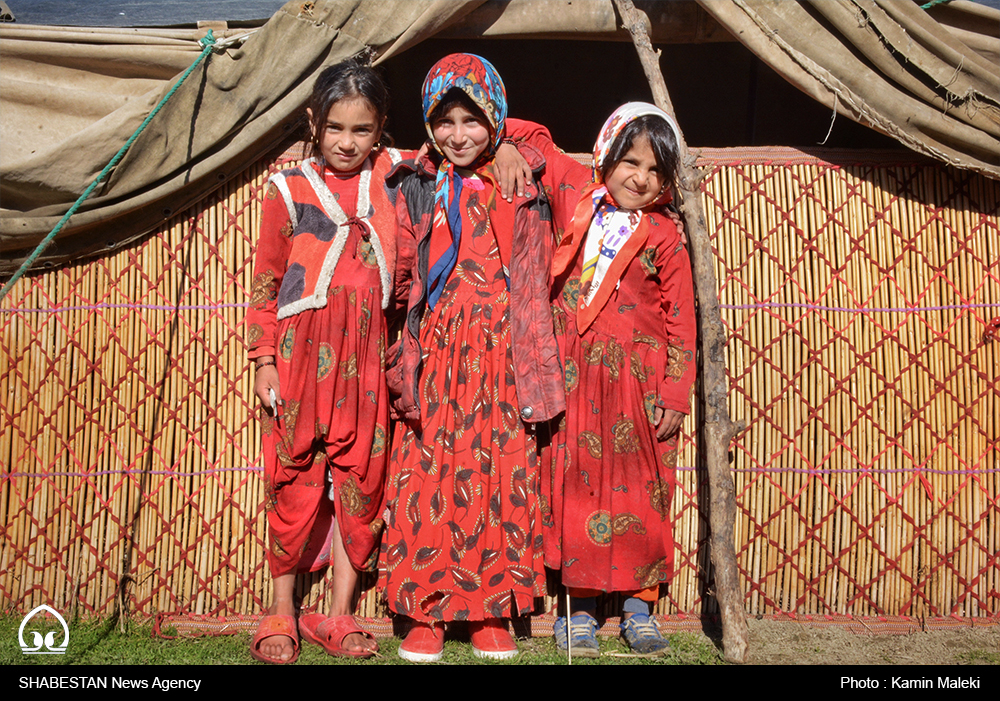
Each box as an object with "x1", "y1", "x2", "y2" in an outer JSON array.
[
  {"x1": 920, "y1": 0, "x2": 953, "y2": 9},
  {"x1": 0, "y1": 30, "x2": 219, "y2": 303}
]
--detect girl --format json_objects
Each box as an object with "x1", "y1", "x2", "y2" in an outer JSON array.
[
  {"x1": 245, "y1": 59, "x2": 397, "y2": 663},
  {"x1": 383, "y1": 54, "x2": 568, "y2": 662},
  {"x1": 543, "y1": 103, "x2": 696, "y2": 656},
  {"x1": 245, "y1": 57, "x2": 530, "y2": 664}
]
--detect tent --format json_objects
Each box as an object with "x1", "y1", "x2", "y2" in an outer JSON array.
[{"x1": 2, "y1": 0, "x2": 998, "y2": 274}]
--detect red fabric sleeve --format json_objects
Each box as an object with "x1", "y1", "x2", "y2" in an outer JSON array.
[
  {"x1": 653, "y1": 220, "x2": 698, "y2": 414},
  {"x1": 506, "y1": 118, "x2": 591, "y2": 243},
  {"x1": 245, "y1": 182, "x2": 292, "y2": 360}
]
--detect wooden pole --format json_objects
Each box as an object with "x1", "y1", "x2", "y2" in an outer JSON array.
[{"x1": 612, "y1": 0, "x2": 749, "y2": 663}]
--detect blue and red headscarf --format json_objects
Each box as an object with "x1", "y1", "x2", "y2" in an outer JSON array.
[{"x1": 421, "y1": 54, "x2": 508, "y2": 310}]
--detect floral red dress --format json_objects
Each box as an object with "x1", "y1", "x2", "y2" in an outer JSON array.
[
  {"x1": 383, "y1": 171, "x2": 545, "y2": 622},
  {"x1": 544, "y1": 209, "x2": 696, "y2": 593},
  {"x1": 246, "y1": 164, "x2": 390, "y2": 576}
]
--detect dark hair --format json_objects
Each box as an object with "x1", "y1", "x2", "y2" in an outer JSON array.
[
  {"x1": 600, "y1": 115, "x2": 679, "y2": 188},
  {"x1": 428, "y1": 89, "x2": 488, "y2": 131},
  {"x1": 307, "y1": 58, "x2": 392, "y2": 158}
]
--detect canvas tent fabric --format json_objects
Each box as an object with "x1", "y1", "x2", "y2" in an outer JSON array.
[{"x1": 1, "y1": 0, "x2": 998, "y2": 274}]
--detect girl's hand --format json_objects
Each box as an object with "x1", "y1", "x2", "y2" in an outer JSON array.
[
  {"x1": 652, "y1": 406, "x2": 684, "y2": 441},
  {"x1": 665, "y1": 206, "x2": 687, "y2": 245},
  {"x1": 254, "y1": 362, "x2": 282, "y2": 415},
  {"x1": 494, "y1": 142, "x2": 533, "y2": 202}
]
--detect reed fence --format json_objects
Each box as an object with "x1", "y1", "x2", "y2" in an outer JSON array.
[{"x1": 1, "y1": 144, "x2": 997, "y2": 622}]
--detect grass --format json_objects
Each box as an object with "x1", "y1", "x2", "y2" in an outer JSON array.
[{"x1": 1, "y1": 615, "x2": 725, "y2": 666}]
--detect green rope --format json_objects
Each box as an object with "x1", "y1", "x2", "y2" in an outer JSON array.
[
  {"x1": 920, "y1": 0, "x2": 952, "y2": 9},
  {"x1": 0, "y1": 30, "x2": 218, "y2": 302}
]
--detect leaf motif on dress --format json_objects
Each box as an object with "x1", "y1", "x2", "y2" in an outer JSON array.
[
  {"x1": 646, "y1": 478, "x2": 671, "y2": 518},
  {"x1": 249, "y1": 270, "x2": 276, "y2": 310},
  {"x1": 429, "y1": 487, "x2": 447, "y2": 525},
  {"x1": 666, "y1": 338, "x2": 693, "y2": 382},
  {"x1": 488, "y1": 489, "x2": 502, "y2": 527},
  {"x1": 449, "y1": 566, "x2": 481, "y2": 593},
  {"x1": 507, "y1": 566, "x2": 536, "y2": 588},
  {"x1": 632, "y1": 330, "x2": 661, "y2": 350},
  {"x1": 611, "y1": 413, "x2": 640, "y2": 454},
  {"x1": 406, "y1": 492, "x2": 422, "y2": 527},
  {"x1": 413, "y1": 545, "x2": 442, "y2": 570},
  {"x1": 603, "y1": 339, "x2": 625, "y2": 379},
  {"x1": 632, "y1": 557, "x2": 669, "y2": 588},
  {"x1": 577, "y1": 431, "x2": 602, "y2": 459},
  {"x1": 478, "y1": 548, "x2": 502, "y2": 574},
  {"x1": 612, "y1": 512, "x2": 647, "y2": 536},
  {"x1": 582, "y1": 340, "x2": 605, "y2": 365},
  {"x1": 509, "y1": 467, "x2": 528, "y2": 509},
  {"x1": 630, "y1": 351, "x2": 650, "y2": 383},
  {"x1": 501, "y1": 521, "x2": 526, "y2": 552},
  {"x1": 358, "y1": 299, "x2": 371, "y2": 337},
  {"x1": 484, "y1": 590, "x2": 513, "y2": 618},
  {"x1": 386, "y1": 540, "x2": 408, "y2": 570},
  {"x1": 339, "y1": 476, "x2": 371, "y2": 517},
  {"x1": 456, "y1": 258, "x2": 490, "y2": 288},
  {"x1": 339, "y1": 352, "x2": 358, "y2": 380}
]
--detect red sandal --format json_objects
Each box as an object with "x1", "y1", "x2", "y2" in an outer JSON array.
[
  {"x1": 299, "y1": 613, "x2": 377, "y2": 658},
  {"x1": 250, "y1": 614, "x2": 300, "y2": 664}
]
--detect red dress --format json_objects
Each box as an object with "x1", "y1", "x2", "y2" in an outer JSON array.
[
  {"x1": 383, "y1": 171, "x2": 545, "y2": 622},
  {"x1": 544, "y1": 209, "x2": 697, "y2": 593},
  {"x1": 246, "y1": 164, "x2": 389, "y2": 577}
]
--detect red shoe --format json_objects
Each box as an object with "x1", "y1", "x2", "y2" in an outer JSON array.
[
  {"x1": 398, "y1": 622, "x2": 444, "y2": 663},
  {"x1": 470, "y1": 619, "x2": 518, "y2": 660}
]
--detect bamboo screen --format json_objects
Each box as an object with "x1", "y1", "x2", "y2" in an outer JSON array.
[{"x1": 1, "y1": 145, "x2": 997, "y2": 621}]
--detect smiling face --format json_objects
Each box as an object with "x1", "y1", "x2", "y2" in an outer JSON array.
[
  {"x1": 603, "y1": 134, "x2": 665, "y2": 210},
  {"x1": 308, "y1": 97, "x2": 383, "y2": 173},
  {"x1": 430, "y1": 103, "x2": 491, "y2": 168}
]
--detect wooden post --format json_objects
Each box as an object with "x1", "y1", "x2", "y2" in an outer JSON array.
[{"x1": 613, "y1": 0, "x2": 749, "y2": 663}]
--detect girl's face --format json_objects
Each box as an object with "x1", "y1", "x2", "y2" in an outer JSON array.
[
  {"x1": 308, "y1": 97, "x2": 383, "y2": 172},
  {"x1": 604, "y1": 134, "x2": 664, "y2": 210},
  {"x1": 431, "y1": 103, "x2": 490, "y2": 167}
]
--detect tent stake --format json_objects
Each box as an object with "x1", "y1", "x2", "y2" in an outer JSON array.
[{"x1": 613, "y1": 0, "x2": 749, "y2": 664}]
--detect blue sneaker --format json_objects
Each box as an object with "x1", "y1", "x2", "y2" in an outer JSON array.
[
  {"x1": 553, "y1": 613, "x2": 600, "y2": 658},
  {"x1": 620, "y1": 613, "x2": 669, "y2": 655}
]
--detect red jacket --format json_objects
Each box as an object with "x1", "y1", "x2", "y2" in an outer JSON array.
[{"x1": 387, "y1": 129, "x2": 571, "y2": 425}]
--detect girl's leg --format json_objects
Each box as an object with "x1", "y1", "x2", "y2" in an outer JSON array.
[
  {"x1": 258, "y1": 573, "x2": 297, "y2": 661},
  {"x1": 327, "y1": 517, "x2": 377, "y2": 652}
]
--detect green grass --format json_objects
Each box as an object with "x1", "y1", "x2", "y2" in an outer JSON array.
[{"x1": 1, "y1": 615, "x2": 725, "y2": 666}]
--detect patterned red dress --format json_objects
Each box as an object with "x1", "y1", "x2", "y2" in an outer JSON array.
[
  {"x1": 246, "y1": 162, "x2": 390, "y2": 577},
  {"x1": 545, "y1": 209, "x2": 697, "y2": 593},
  {"x1": 383, "y1": 170, "x2": 545, "y2": 622}
]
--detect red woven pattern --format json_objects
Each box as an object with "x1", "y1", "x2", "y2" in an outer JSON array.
[{"x1": 700, "y1": 153, "x2": 999, "y2": 617}]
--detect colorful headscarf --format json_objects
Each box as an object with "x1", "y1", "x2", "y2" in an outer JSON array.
[
  {"x1": 592, "y1": 101, "x2": 680, "y2": 181},
  {"x1": 421, "y1": 54, "x2": 508, "y2": 310}
]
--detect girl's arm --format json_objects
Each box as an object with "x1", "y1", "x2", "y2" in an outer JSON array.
[
  {"x1": 653, "y1": 218, "x2": 698, "y2": 438},
  {"x1": 246, "y1": 182, "x2": 293, "y2": 409},
  {"x1": 506, "y1": 118, "x2": 591, "y2": 242}
]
